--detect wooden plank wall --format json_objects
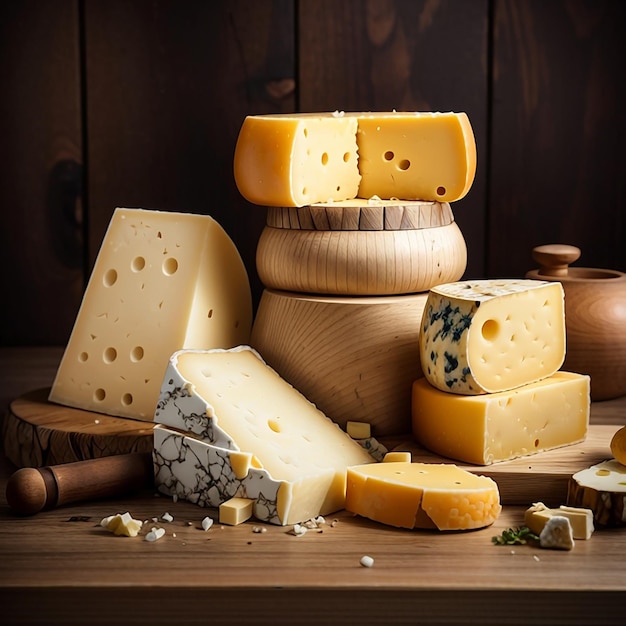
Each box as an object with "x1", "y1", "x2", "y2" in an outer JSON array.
[{"x1": 1, "y1": 0, "x2": 624, "y2": 346}]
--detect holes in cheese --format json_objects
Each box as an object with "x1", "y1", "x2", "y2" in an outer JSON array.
[
  {"x1": 411, "y1": 372, "x2": 590, "y2": 465},
  {"x1": 153, "y1": 346, "x2": 374, "y2": 525},
  {"x1": 48, "y1": 208, "x2": 252, "y2": 421},
  {"x1": 233, "y1": 111, "x2": 476, "y2": 207},
  {"x1": 419, "y1": 279, "x2": 566, "y2": 395},
  {"x1": 345, "y1": 461, "x2": 501, "y2": 531}
]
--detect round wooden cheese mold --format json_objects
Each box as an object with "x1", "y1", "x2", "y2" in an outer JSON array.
[
  {"x1": 257, "y1": 209, "x2": 467, "y2": 296},
  {"x1": 2, "y1": 388, "x2": 154, "y2": 469},
  {"x1": 250, "y1": 289, "x2": 428, "y2": 436}
]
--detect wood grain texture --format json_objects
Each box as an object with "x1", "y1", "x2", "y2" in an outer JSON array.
[
  {"x1": 0, "y1": 0, "x2": 84, "y2": 345},
  {"x1": 83, "y1": 0, "x2": 296, "y2": 311},
  {"x1": 489, "y1": 0, "x2": 626, "y2": 280},
  {"x1": 0, "y1": 348, "x2": 625, "y2": 625},
  {"x1": 2, "y1": 388, "x2": 153, "y2": 468},
  {"x1": 298, "y1": 0, "x2": 489, "y2": 280},
  {"x1": 251, "y1": 290, "x2": 428, "y2": 435},
  {"x1": 266, "y1": 201, "x2": 454, "y2": 230},
  {"x1": 256, "y1": 222, "x2": 467, "y2": 295}
]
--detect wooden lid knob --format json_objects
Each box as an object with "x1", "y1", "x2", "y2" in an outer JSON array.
[
  {"x1": 531, "y1": 244, "x2": 581, "y2": 277},
  {"x1": 5, "y1": 468, "x2": 48, "y2": 515}
]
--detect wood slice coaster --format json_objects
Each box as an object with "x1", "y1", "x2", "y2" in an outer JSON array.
[
  {"x1": 2, "y1": 388, "x2": 154, "y2": 469},
  {"x1": 387, "y1": 424, "x2": 620, "y2": 507},
  {"x1": 266, "y1": 200, "x2": 454, "y2": 231}
]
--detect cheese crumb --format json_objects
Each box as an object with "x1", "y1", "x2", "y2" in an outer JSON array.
[
  {"x1": 201, "y1": 517, "x2": 214, "y2": 531},
  {"x1": 161, "y1": 512, "x2": 174, "y2": 523},
  {"x1": 99, "y1": 512, "x2": 143, "y2": 537},
  {"x1": 360, "y1": 555, "x2": 375, "y2": 568},
  {"x1": 145, "y1": 527, "x2": 166, "y2": 542}
]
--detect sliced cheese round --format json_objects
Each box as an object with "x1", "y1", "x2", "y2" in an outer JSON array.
[
  {"x1": 419, "y1": 279, "x2": 566, "y2": 394},
  {"x1": 345, "y1": 461, "x2": 501, "y2": 531}
]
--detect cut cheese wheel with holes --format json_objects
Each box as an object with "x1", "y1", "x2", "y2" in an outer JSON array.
[
  {"x1": 48, "y1": 208, "x2": 252, "y2": 421},
  {"x1": 419, "y1": 279, "x2": 566, "y2": 395},
  {"x1": 345, "y1": 461, "x2": 501, "y2": 530},
  {"x1": 153, "y1": 346, "x2": 374, "y2": 525},
  {"x1": 412, "y1": 372, "x2": 590, "y2": 465},
  {"x1": 233, "y1": 111, "x2": 476, "y2": 206}
]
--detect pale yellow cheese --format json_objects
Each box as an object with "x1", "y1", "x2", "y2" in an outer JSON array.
[
  {"x1": 49, "y1": 208, "x2": 252, "y2": 420},
  {"x1": 346, "y1": 421, "x2": 371, "y2": 440},
  {"x1": 419, "y1": 279, "x2": 566, "y2": 394},
  {"x1": 234, "y1": 113, "x2": 360, "y2": 207},
  {"x1": 233, "y1": 111, "x2": 476, "y2": 206},
  {"x1": 219, "y1": 498, "x2": 254, "y2": 526},
  {"x1": 524, "y1": 502, "x2": 594, "y2": 540},
  {"x1": 345, "y1": 462, "x2": 501, "y2": 531},
  {"x1": 153, "y1": 346, "x2": 374, "y2": 525},
  {"x1": 412, "y1": 372, "x2": 590, "y2": 465}
]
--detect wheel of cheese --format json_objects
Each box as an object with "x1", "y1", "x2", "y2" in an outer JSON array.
[
  {"x1": 256, "y1": 220, "x2": 466, "y2": 296},
  {"x1": 250, "y1": 289, "x2": 428, "y2": 436}
]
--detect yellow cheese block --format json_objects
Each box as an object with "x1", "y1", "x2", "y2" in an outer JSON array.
[
  {"x1": 524, "y1": 502, "x2": 594, "y2": 540},
  {"x1": 419, "y1": 279, "x2": 566, "y2": 395},
  {"x1": 219, "y1": 498, "x2": 254, "y2": 526},
  {"x1": 355, "y1": 111, "x2": 476, "y2": 202},
  {"x1": 49, "y1": 208, "x2": 252, "y2": 421},
  {"x1": 412, "y1": 372, "x2": 590, "y2": 465},
  {"x1": 345, "y1": 461, "x2": 501, "y2": 531},
  {"x1": 234, "y1": 113, "x2": 360, "y2": 207},
  {"x1": 234, "y1": 111, "x2": 476, "y2": 206}
]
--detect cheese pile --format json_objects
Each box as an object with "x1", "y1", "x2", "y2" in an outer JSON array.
[{"x1": 412, "y1": 279, "x2": 591, "y2": 465}]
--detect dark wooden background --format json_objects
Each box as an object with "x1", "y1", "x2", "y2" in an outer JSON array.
[{"x1": 1, "y1": 0, "x2": 624, "y2": 346}]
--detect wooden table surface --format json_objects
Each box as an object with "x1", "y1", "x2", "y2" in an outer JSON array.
[{"x1": 1, "y1": 347, "x2": 625, "y2": 625}]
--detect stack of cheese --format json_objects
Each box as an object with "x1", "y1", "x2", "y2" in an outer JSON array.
[
  {"x1": 239, "y1": 111, "x2": 477, "y2": 436},
  {"x1": 412, "y1": 279, "x2": 591, "y2": 465}
]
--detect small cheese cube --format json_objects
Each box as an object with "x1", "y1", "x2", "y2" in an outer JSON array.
[
  {"x1": 346, "y1": 421, "x2": 371, "y2": 440},
  {"x1": 524, "y1": 502, "x2": 594, "y2": 540},
  {"x1": 419, "y1": 279, "x2": 566, "y2": 395},
  {"x1": 383, "y1": 451, "x2": 412, "y2": 463},
  {"x1": 345, "y1": 462, "x2": 501, "y2": 531},
  {"x1": 153, "y1": 346, "x2": 374, "y2": 525},
  {"x1": 49, "y1": 208, "x2": 252, "y2": 420},
  {"x1": 219, "y1": 498, "x2": 254, "y2": 526},
  {"x1": 412, "y1": 372, "x2": 590, "y2": 465},
  {"x1": 539, "y1": 516, "x2": 575, "y2": 550}
]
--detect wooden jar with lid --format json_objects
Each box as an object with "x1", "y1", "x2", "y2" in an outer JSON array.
[{"x1": 251, "y1": 200, "x2": 467, "y2": 436}]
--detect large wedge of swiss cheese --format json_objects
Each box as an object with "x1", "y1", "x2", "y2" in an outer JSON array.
[
  {"x1": 419, "y1": 279, "x2": 566, "y2": 394},
  {"x1": 345, "y1": 461, "x2": 501, "y2": 530},
  {"x1": 234, "y1": 111, "x2": 476, "y2": 206},
  {"x1": 412, "y1": 372, "x2": 590, "y2": 465},
  {"x1": 49, "y1": 208, "x2": 252, "y2": 421},
  {"x1": 153, "y1": 346, "x2": 374, "y2": 525}
]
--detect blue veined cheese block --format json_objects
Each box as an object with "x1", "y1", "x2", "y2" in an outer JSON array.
[
  {"x1": 153, "y1": 345, "x2": 375, "y2": 525},
  {"x1": 419, "y1": 279, "x2": 566, "y2": 395}
]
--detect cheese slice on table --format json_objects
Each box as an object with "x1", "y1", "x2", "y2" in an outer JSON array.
[
  {"x1": 419, "y1": 279, "x2": 565, "y2": 395},
  {"x1": 234, "y1": 113, "x2": 360, "y2": 207},
  {"x1": 49, "y1": 208, "x2": 252, "y2": 421},
  {"x1": 345, "y1": 461, "x2": 501, "y2": 530},
  {"x1": 233, "y1": 111, "x2": 476, "y2": 207},
  {"x1": 355, "y1": 111, "x2": 476, "y2": 202},
  {"x1": 412, "y1": 372, "x2": 590, "y2": 465},
  {"x1": 153, "y1": 346, "x2": 374, "y2": 525}
]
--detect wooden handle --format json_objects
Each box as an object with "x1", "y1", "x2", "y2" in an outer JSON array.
[
  {"x1": 531, "y1": 244, "x2": 581, "y2": 277},
  {"x1": 5, "y1": 452, "x2": 153, "y2": 515}
]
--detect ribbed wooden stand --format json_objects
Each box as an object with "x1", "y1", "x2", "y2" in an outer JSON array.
[
  {"x1": 2, "y1": 388, "x2": 154, "y2": 468},
  {"x1": 250, "y1": 289, "x2": 428, "y2": 436}
]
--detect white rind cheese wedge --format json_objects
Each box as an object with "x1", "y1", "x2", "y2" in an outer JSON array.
[
  {"x1": 49, "y1": 209, "x2": 252, "y2": 420},
  {"x1": 49, "y1": 208, "x2": 252, "y2": 420},
  {"x1": 345, "y1": 461, "x2": 501, "y2": 531},
  {"x1": 419, "y1": 279, "x2": 566, "y2": 395},
  {"x1": 234, "y1": 111, "x2": 476, "y2": 207},
  {"x1": 567, "y1": 459, "x2": 626, "y2": 527},
  {"x1": 153, "y1": 346, "x2": 374, "y2": 525},
  {"x1": 412, "y1": 372, "x2": 590, "y2": 465}
]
